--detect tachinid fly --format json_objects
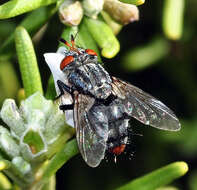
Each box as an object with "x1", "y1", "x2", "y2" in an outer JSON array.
[{"x1": 44, "y1": 35, "x2": 181, "y2": 167}]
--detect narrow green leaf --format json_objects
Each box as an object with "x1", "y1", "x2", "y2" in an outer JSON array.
[
  {"x1": 122, "y1": 37, "x2": 169, "y2": 71},
  {"x1": 119, "y1": 0, "x2": 145, "y2": 5},
  {"x1": 188, "y1": 171, "x2": 197, "y2": 190},
  {"x1": 15, "y1": 26, "x2": 43, "y2": 97},
  {"x1": 60, "y1": 24, "x2": 101, "y2": 60},
  {"x1": 0, "y1": 159, "x2": 11, "y2": 171},
  {"x1": 0, "y1": 172, "x2": 12, "y2": 190},
  {"x1": 42, "y1": 139, "x2": 78, "y2": 181},
  {"x1": 116, "y1": 162, "x2": 188, "y2": 190},
  {"x1": 101, "y1": 11, "x2": 122, "y2": 35},
  {"x1": 59, "y1": 26, "x2": 78, "y2": 47},
  {"x1": 84, "y1": 16, "x2": 120, "y2": 58},
  {"x1": 163, "y1": 0, "x2": 185, "y2": 40},
  {"x1": 17, "y1": 88, "x2": 26, "y2": 104},
  {"x1": 0, "y1": 132, "x2": 20, "y2": 159},
  {"x1": 41, "y1": 175, "x2": 56, "y2": 190},
  {"x1": 79, "y1": 21, "x2": 101, "y2": 61},
  {"x1": 45, "y1": 75, "x2": 56, "y2": 99},
  {"x1": 23, "y1": 130, "x2": 45, "y2": 154},
  {"x1": 2, "y1": 159, "x2": 32, "y2": 187},
  {"x1": 0, "y1": 5, "x2": 57, "y2": 55},
  {"x1": 0, "y1": 60, "x2": 20, "y2": 104},
  {"x1": 0, "y1": 0, "x2": 57, "y2": 19},
  {"x1": 156, "y1": 186, "x2": 179, "y2": 190}
]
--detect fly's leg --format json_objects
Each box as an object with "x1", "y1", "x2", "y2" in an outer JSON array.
[
  {"x1": 55, "y1": 80, "x2": 74, "y2": 100},
  {"x1": 96, "y1": 94, "x2": 117, "y2": 106},
  {"x1": 103, "y1": 94, "x2": 117, "y2": 106},
  {"x1": 59, "y1": 104, "x2": 74, "y2": 111},
  {"x1": 55, "y1": 80, "x2": 75, "y2": 111}
]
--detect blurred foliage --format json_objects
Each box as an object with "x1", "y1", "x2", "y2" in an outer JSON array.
[{"x1": 0, "y1": 0, "x2": 196, "y2": 189}]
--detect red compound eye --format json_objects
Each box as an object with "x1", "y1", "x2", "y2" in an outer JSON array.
[
  {"x1": 85, "y1": 49, "x2": 97, "y2": 56},
  {"x1": 60, "y1": 56, "x2": 74, "y2": 70}
]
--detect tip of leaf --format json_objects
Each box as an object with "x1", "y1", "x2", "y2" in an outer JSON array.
[
  {"x1": 0, "y1": 161, "x2": 9, "y2": 171},
  {"x1": 137, "y1": 0, "x2": 145, "y2": 5},
  {"x1": 175, "y1": 161, "x2": 189, "y2": 175}
]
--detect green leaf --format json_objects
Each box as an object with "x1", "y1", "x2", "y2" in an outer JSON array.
[
  {"x1": 116, "y1": 162, "x2": 188, "y2": 190},
  {"x1": 118, "y1": 0, "x2": 145, "y2": 5},
  {"x1": 78, "y1": 21, "x2": 101, "y2": 61},
  {"x1": 45, "y1": 75, "x2": 56, "y2": 100},
  {"x1": 60, "y1": 24, "x2": 101, "y2": 60},
  {"x1": 0, "y1": 159, "x2": 11, "y2": 171},
  {"x1": 0, "y1": 5, "x2": 57, "y2": 55},
  {"x1": 0, "y1": 127, "x2": 20, "y2": 159},
  {"x1": 84, "y1": 16, "x2": 120, "y2": 58},
  {"x1": 163, "y1": 0, "x2": 185, "y2": 40},
  {"x1": 0, "y1": 0, "x2": 57, "y2": 19},
  {"x1": 0, "y1": 172, "x2": 12, "y2": 190},
  {"x1": 101, "y1": 11, "x2": 122, "y2": 35},
  {"x1": 15, "y1": 26, "x2": 43, "y2": 97},
  {"x1": 0, "y1": 60, "x2": 20, "y2": 104},
  {"x1": 42, "y1": 139, "x2": 78, "y2": 181},
  {"x1": 188, "y1": 171, "x2": 197, "y2": 190},
  {"x1": 23, "y1": 130, "x2": 45, "y2": 154},
  {"x1": 156, "y1": 187, "x2": 179, "y2": 190},
  {"x1": 59, "y1": 26, "x2": 78, "y2": 47},
  {"x1": 41, "y1": 175, "x2": 56, "y2": 190},
  {"x1": 122, "y1": 37, "x2": 169, "y2": 71},
  {"x1": 3, "y1": 159, "x2": 33, "y2": 187}
]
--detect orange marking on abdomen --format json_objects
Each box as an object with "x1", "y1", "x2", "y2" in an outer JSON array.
[{"x1": 110, "y1": 144, "x2": 126, "y2": 155}]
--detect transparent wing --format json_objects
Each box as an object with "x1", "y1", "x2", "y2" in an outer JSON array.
[
  {"x1": 112, "y1": 77, "x2": 181, "y2": 131},
  {"x1": 74, "y1": 93, "x2": 108, "y2": 167}
]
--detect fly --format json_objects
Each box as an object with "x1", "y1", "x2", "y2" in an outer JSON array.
[{"x1": 44, "y1": 35, "x2": 181, "y2": 167}]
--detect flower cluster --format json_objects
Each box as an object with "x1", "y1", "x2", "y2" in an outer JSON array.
[
  {"x1": 0, "y1": 92, "x2": 74, "y2": 188},
  {"x1": 59, "y1": 0, "x2": 141, "y2": 27}
]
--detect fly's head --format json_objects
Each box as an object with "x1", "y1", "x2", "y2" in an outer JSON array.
[{"x1": 59, "y1": 36, "x2": 98, "y2": 72}]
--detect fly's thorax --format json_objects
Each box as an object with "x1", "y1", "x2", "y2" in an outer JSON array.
[
  {"x1": 59, "y1": 46, "x2": 113, "y2": 99},
  {"x1": 66, "y1": 61, "x2": 112, "y2": 99}
]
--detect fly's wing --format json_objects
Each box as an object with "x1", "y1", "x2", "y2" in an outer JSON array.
[
  {"x1": 112, "y1": 77, "x2": 181, "y2": 131},
  {"x1": 74, "y1": 93, "x2": 108, "y2": 167}
]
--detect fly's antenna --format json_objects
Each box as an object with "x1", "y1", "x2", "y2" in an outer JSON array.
[
  {"x1": 70, "y1": 34, "x2": 75, "y2": 49},
  {"x1": 59, "y1": 38, "x2": 72, "y2": 49},
  {"x1": 59, "y1": 36, "x2": 80, "y2": 54}
]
